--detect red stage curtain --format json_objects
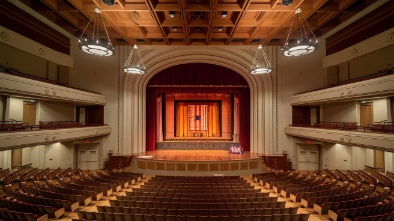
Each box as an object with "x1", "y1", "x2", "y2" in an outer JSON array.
[{"x1": 146, "y1": 63, "x2": 250, "y2": 151}]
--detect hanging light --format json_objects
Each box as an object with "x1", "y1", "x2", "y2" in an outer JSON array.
[
  {"x1": 281, "y1": 8, "x2": 318, "y2": 57},
  {"x1": 78, "y1": 8, "x2": 115, "y2": 56},
  {"x1": 249, "y1": 45, "x2": 272, "y2": 74},
  {"x1": 123, "y1": 45, "x2": 146, "y2": 74}
]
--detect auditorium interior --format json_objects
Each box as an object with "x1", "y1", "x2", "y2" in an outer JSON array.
[{"x1": 0, "y1": 0, "x2": 394, "y2": 220}]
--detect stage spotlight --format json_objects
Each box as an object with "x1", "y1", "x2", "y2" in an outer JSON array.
[
  {"x1": 102, "y1": 0, "x2": 115, "y2": 6},
  {"x1": 282, "y1": 0, "x2": 293, "y2": 6}
]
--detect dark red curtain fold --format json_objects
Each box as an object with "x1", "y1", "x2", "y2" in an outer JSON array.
[
  {"x1": 146, "y1": 63, "x2": 250, "y2": 151},
  {"x1": 146, "y1": 89, "x2": 157, "y2": 151}
]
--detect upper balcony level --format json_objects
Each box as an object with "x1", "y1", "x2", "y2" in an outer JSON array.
[
  {"x1": 0, "y1": 68, "x2": 106, "y2": 105},
  {"x1": 0, "y1": 67, "x2": 111, "y2": 151},
  {"x1": 290, "y1": 69, "x2": 394, "y2": 106}
]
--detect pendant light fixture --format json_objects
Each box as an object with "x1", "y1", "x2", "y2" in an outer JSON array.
[
  {"x1": 281, "y1": 8, "x2": 318, "y2": 57},
  {"x1": 78, "y1": 8, "x2": 115, "y2": 56},
  {"x1": 249, "y1": 45, "x2": 272, "y2": 74},
  {"x1": 123, "y1": 45, "x2": 146, "y2": 74}
]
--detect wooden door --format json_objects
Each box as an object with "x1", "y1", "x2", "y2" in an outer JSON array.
[
  {"x1": 23, "y1": 101, "x2": 37, "y2": 125},
  {"x1": 11, "y1": 148, "x2": 22, "y2": 168},
  {"x1": 374, "y1": 150, "x2": 385, "y2": 171},
  {"x1": 360, "y1": 103, "x2": 373, "y2": 127}
]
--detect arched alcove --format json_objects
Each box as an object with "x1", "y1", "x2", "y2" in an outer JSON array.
[{"x1": 122, "y1": 46, "x2": 277, "y2": 155}]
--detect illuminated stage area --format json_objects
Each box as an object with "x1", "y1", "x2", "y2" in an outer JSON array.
[
  {"x1": 156, "y1": 138, "x2": 239, "y2": 150},
  {"x1": 133, "y1": 150, "x2": 262, "y2": 176}
]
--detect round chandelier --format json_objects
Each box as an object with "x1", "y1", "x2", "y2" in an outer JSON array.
[
  {"x1": 123, "y1": 45, "x2": 146, "y2": 74},
  {"x1": 78, "y1": 8, "x2": 115, "y2": 56},
  {"x1": 249, "y1": 45, "x2": 272, "y2": 74},
  {"x1": 281, "y1": 8, "x2": 318, "y2": 57}
]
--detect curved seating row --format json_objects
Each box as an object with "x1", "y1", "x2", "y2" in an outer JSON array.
[{"x1": 75, "y1": 212, "x2": 309, "y2": 221}]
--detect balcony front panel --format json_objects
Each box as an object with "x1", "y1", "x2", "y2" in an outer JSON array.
[
  {"x1": 290, "y1": 75, "x2": 394, "y2": 105},
  {"x1": 0, "y1": 72, "x2": 106, "y2": 105},
  {"x1": 0, "y1": 126, "x2": 111, "y2": 150},
  {"x1": 285, "y1": 126, "x2": 394, "y2": 151}
]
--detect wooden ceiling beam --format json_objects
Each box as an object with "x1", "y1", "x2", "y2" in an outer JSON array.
[
  {"x1": 184, "y1": 5, "x2": 212, "y2": 11},
  {"x1": 116, "y1": 0, "x2": 126, "y2": 9},
  {"x1": 124, "y1": 4, "x2": 150, "y2": 11},
  {"x1": 154, "y1": 4, "x2": 182, "y2": 10},
  {"x1": 214, "y1": 4, "x2": 242, "y2": 11}
]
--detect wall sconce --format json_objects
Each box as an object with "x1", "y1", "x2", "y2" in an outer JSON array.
[
  {"x1": 169, "y1": 11, "x2": 175, "y2": 18},
  {"x1": 221, "y1": 11, "x2": 227, "y2": 18}
]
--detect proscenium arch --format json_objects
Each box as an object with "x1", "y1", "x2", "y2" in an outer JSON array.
[{"x1": 122, "y1": 45, "x2": 277, "y2": 155}]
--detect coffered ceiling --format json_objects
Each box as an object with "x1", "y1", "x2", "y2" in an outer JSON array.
[{"x1": 19, "y1": 0, "x2": 377, "y2": 46}]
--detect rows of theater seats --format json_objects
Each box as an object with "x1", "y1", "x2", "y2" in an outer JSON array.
[
  {"x1": 0, "y1": 166, "x2": 142, "y2": 221},
  {"x1": 1, "y1": 167, "x2": 394, "y2": 221},
  {"x1": 0, "y1": 120, "x2": 108, "y2": 133},
  {"x1": 0, "y1": 121, "x2": 25, "y2": 131},
  {"x1": 38, "y1": 121, "x2": 83, "y2": 129},
  {"x1": 290, "y1": 121, "x2": 394, "y2": 134},
  {"x1": 74, "y1": 175, "x2": 306, "y2": 221},
  {"x1": 254, "y1": 169, "x2": 394, "y2": 221},
  {"x1": 75, "y1": 210, "x2": 308, "y2": 221}
]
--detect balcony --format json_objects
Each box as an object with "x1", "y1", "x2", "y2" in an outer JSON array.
[
  {"x1": 285, "y1": 126, "x2": 394, "y2": 151},
  {"x1": 0, "y1": 71, "x2": 106, "y2": 105},
  {"x1": 0, "y1": 125, "x2": 111, "y2": 150},
  {"x1": 290, "y1": 73, "x2": 394, "y2": 106}
]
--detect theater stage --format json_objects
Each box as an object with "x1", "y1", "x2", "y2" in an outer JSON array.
[
  {"x1": 133, "y1": 150, "x2": 262, "y2": 176},
  {"x1": 156, "y1": 138, "x2": 239, "y2": 150}
]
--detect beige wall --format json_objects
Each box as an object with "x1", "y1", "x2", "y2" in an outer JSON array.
[
  {"x1": 69, "y1": 40, "x2": 119, "y2": 157},
  {"x1": 30, "y1": 145, "x2": 45, "y2": 168},
  {"x1": 321, "y1": 143, "x2": 352, "y2": 170},
  {"x1": 6, "y1": 97, "x2": 24, "y2": 121},
  {"x1": 277, "y1": 38, "x2": 327, "y2": 160},
  {"x1": 0, "y1": 41, "x2": 70, "y2": 84},
  {"x1": 0, "y1": 43, "x2": 47, "y2": 78},
  {"x1": 0, "y1": 95, "x2": 5, "y2": 120},
  {"x1": 349, "y1": 45, "x2": 394, "y2": 79},
  {"x1": 322, "y1": 101, "x2": 358, "y2": 122},
  {"x1": 325, "y1": 27, "x2": 394, "y2": 84},
  {"x1": 0, "y1": 150, "x2": 11, "y2": 169},
  {"x1": 372, "y1": 98, "x2": 389, "y2": 123},
  {"x1": 38, "y1": 100, "x2": 74, "y2": 122},
  {"x1": 351, "y1": 146, "x2": 366, "y2": 171}
]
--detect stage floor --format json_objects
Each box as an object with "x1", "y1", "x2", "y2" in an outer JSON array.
[{"x1": 135, "y1": 150, "x2": 261, "y2": 161}]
